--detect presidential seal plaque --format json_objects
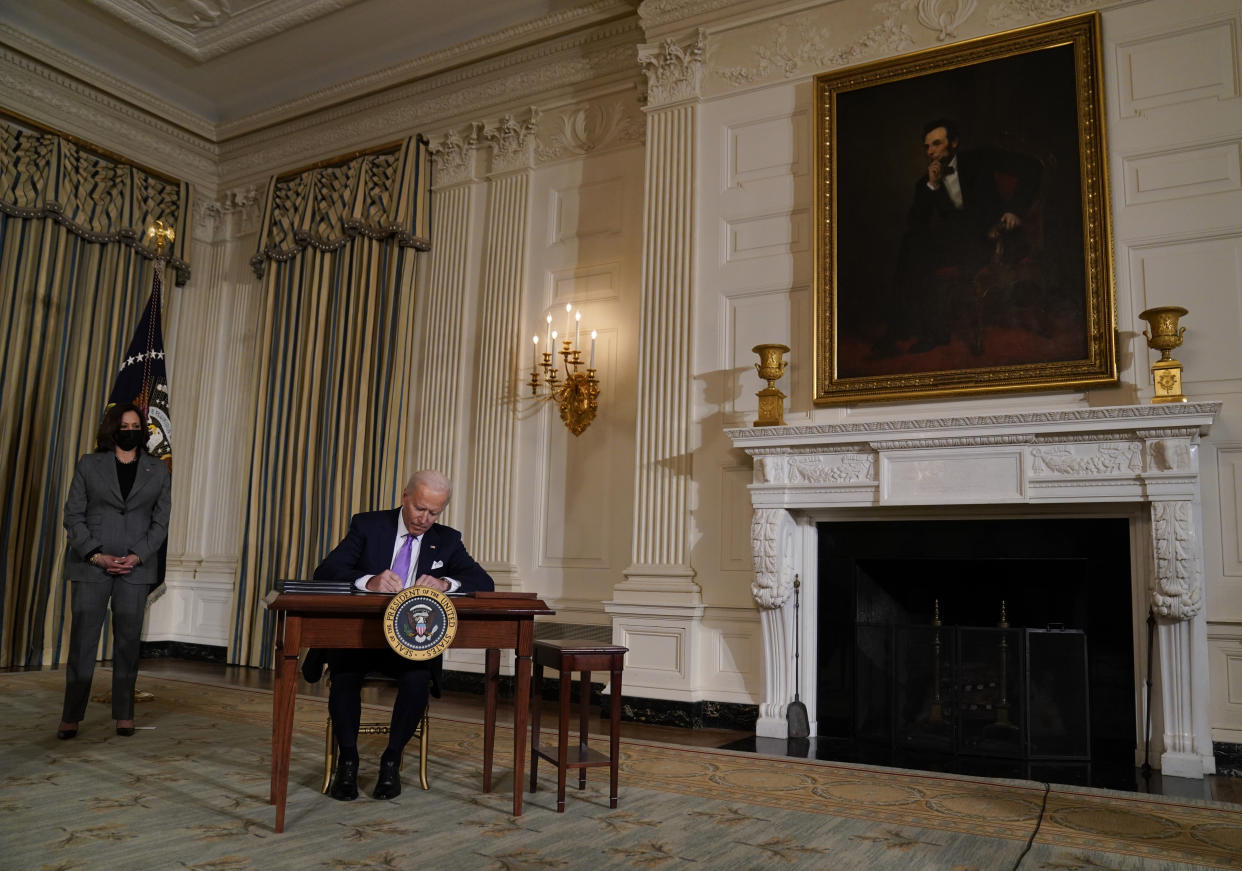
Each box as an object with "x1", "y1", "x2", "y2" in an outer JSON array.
[{"x1": 383, "y1": 587, "x2": 458, "y2": 661}]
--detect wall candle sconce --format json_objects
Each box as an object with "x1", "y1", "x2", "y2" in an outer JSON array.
[{"x1": 527, "y1": 303, "x2": 600, "y2": 436}]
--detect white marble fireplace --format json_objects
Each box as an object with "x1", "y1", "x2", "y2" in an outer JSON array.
[{"x1": 727, "y1": 402, "x2": 1221, "y2": 778}]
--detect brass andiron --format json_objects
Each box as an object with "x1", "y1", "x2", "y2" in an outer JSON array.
[
  {"x1": 1139, "y1": 306, "x2": 1188, "y2": 404},
  {"x1": 984, "y1": 600, "x2": 1019, "y2": 741},
  {"x1": 929, "y1": 598, "x2": 943, "y2": 725},
  {"x1": 752, "y1": 343, "x2": 790, "y2": 426}
]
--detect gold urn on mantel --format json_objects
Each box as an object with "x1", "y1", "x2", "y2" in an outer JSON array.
[
  {"x1": 752, "y1": 343, "x2": 790, "y2": 426},
  {"x1": 1138, "y1": 306, "x2": 1188, "y2": 404}
]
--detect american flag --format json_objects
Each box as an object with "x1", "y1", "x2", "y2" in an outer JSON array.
[{"x1": 106, "y1": 260, "x2": 172, "y2": 466}]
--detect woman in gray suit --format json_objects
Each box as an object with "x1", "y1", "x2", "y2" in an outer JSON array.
[{"x1": 56, "y1": 403, "x2": 171, "y2": 739}]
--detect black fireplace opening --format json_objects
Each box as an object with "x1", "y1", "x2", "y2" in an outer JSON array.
[{"x1": 815, "y1": 517, "x2": 1138, "y2": 789}]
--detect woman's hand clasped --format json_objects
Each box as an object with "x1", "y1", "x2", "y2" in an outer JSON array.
[{"x1": 92, "y1": 553, "x2": 138, "y2": 574}]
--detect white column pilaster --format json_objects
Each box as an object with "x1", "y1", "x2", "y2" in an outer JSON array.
[
  {"x1": 606, "y1": 32, "x2": 707, "y2": 699},
  {"x1": 419, "y1": 127, "x2": 480, "y2": 524},
  {"x1": 613, "y1": 31, "x2": 706, "y2": 608},
  {"x1": 466, "y1": 113, "x2": 538, "y2": 589}
]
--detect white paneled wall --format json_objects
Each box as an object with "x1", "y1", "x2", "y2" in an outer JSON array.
[
  {"x1": 690, "y1": 0, "x2": 1242, "y2": 735},
  {"x1": 518, "y1": 130, "x2": 643, "y2": 615},
  {"x1": 1103, "y1": 0, "x2": 1242, "y2": 742}
]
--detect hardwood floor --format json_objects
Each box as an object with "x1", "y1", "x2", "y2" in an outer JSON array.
[{"x1": 93, "y1": 658, "x2": 1241, "y2": 806}]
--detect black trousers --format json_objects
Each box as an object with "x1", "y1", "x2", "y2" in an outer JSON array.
[
  {"x1": 62, "y1": 578, "x2": 150, "y2": 722},
  {"x1": 326, "y1": 649, "x2": 432, "y2": 757}
]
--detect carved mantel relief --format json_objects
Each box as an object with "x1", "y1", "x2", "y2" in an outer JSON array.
[
  {"x1": 750, "y1": 508, "x2": 796, "y2": 610},
  {"x1": 1150, "y1": 500, "x2": 1201, "y2": 620}
]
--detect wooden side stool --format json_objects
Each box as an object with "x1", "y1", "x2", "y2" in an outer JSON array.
[{"x1": 529, "y1": 640, "x2": 627, "y2": 812}]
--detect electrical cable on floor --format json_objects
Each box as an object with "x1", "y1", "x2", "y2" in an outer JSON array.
[{"x1": 1009, "y1": 781, "x2": 1050, "y2": 871}]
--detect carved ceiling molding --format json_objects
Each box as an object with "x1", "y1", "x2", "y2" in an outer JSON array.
[
  {"x1": 0, "y1": 47, "x2": 218, "y2": 189},
  {"x1": 215, "y1": 6, "x2": 640, "y2": 140},
  {"x1": 712, "y1": 1, "x2": 916, "y2": 92},
  {"x1": 217, "y1": 36, "x2": 641, "y2": 187},
  {"x1": 427, "y1": 88, "x2": 645, "y2": 186},
  {"x1": 0, "y1": 23, "x2": 214, "y2": 140},
  {"x1": 534, "y1": 94, "x2": 647, "y2": 163},
  {"x1": 918, "y1": 0, "x2": 978, "y2": 41},
  {"x1": 86, "y1": 0, "x2": 363, "y2": 62},
  {"x1": 984, "y1": 0, "x2": 1104, "y2": 29},
  {"x1": 638, "y1": 0, "x2": 848, "y2": 39},
  {"x1": 215, "y1": 22, "x2": 636, "y2": 149},
  {"x1": 704, "y1": 0, "x2": 1121, "y2": 96}
]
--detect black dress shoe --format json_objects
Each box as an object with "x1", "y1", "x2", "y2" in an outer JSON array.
[
  {"x1": 372, "y1": 758, "x2": 401, "y2": 800},
  {"x1": 329, "y1": 758, "x2": 359, "y2": 801},
  {"x1": 301, "y1": 648, "x2": 326, "y2": 684},
  {"x1": 57, "y1": 728, "x2": 78, "y2": 740},
  {"x1": 116, "y1": 726, "x2": 135, "y2": 737}
]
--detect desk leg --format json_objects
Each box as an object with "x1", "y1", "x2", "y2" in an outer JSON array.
[
  {"x1": 609, "y1": 664, "x2": 622, "y2": 809},
  {"x1": 513, "y1": 635, "x2": 532, "y2": 816},
  {"x1": 270, "y1": 617, "x2": 300, "y2": 833},
  {"x1": 483, "y1": 648, "x2": 499, "y2": 793}
]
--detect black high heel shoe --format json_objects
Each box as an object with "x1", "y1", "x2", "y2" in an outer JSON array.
[
  {"x1": 116, "y1": 726, "x2": 135, "y2": 737},
  {"x1": 57, "y1": 727, "x2": 78, "y2": 740}
]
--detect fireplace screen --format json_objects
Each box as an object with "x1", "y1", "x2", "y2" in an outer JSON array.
[{"x1": 854, "y1": 624, "x2": 1089, "y2": 761}]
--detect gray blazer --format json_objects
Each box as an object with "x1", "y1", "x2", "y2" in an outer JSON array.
[{"x1": 63, "y1": 451, "x2": 172, "y2": 585}]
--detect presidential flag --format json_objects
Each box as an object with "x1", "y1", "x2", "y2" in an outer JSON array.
[{"x1": 107, "y1": 262, "x2": 172, "y2": 465}]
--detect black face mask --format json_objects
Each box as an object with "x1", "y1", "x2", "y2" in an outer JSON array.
[{"x1": 115, "y1": 430, "x2": 144, "y2": 451}]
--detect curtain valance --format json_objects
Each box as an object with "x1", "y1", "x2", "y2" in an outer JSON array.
[
  {"x1": 0, "y1": 119, "x2": 192, "y2": 285},
  {"x1": 249, "y1": 136, "x2": 431, "y2": 279}
]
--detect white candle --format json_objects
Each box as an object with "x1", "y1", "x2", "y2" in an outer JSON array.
[
  {"x1": 532, "y1": 335, "x2": 539, "y2": 367},
  {"x1": 575, "y1": 310, "x2": 581, "y2": 349},
  {"x1": 545, "y1": 314, "x2": 552, "y2": 353},
  {"x1": 565, "y1": 303, "x2": 573, "y2": 340},
  {"x1": 590, "y1": 330, "x2": 597, "y2": 368}
]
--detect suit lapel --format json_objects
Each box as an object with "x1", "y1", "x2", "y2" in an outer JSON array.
[
  {"x1": 373, "y1": 509, "x2": 402, "y2": 573},
  {"x1": 127, "y1": 456, "x2": 153, "y2": 504},
  {"x1": 417, "y1": 525, "x2": 440, "y2": 575},
  {"x1": 97, "y1": 453, "x2": 124, "y2": 505}
]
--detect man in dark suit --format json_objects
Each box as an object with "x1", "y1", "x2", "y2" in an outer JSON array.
[
  {"x1": 891, "y1": 118, "x2": 1043, "y2": 353},
  {"x1": 308, "y1": 470, "x2": 493, "y2": 800}
]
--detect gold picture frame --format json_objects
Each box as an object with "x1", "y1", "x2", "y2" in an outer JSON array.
[{"x1": 813, "y1": 13, "x2": 1116, "y2": 404}]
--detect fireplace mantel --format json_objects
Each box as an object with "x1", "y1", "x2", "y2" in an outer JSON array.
[{"x1": 726, "y1": 402, "x2": 1221, "y2": 777}]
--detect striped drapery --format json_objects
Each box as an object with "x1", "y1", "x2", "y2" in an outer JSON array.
[
  {"x1": 231, "y1": 137, "x2": 430, "y2": 668},
  {"x1": 0, "y1": 119, "x2": 191, "y2": 668}
]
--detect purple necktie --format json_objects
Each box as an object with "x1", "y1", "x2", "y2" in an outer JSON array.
[{"x1": 392, "y1": 534, "x2": 414, "y2": 588}]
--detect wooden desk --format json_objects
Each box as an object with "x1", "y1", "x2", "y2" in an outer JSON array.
[{"x1": 267, "y1": 591, "x2": 553, "y2": 832}]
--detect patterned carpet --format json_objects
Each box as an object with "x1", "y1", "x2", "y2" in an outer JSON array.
[{"x1": 2, "y1": 669, "x2": 1240, "y2": 870}]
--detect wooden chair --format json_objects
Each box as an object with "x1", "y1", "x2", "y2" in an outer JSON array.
[
  {"x1": 321, "y1": 675, "x2": 431, "y2": 794},
  {"x1": 529, "y1": 639, "x2": 627, "y2": 812}
]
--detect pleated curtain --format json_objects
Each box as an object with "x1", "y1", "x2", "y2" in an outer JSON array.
[
  {"x1": 0, "y1": 119, "x2": 191, "y2": 668},
  {"x1": 231, "y1": 137, "x2": 431, "y2": 668}
]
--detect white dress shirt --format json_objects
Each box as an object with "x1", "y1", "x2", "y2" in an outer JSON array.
[{"x1": 942, "y1": 155, "x2": 964, "y2": 209}]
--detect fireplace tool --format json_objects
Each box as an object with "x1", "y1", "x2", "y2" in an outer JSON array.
[{"x1": 787, "y1": 575, "x2": 810, "y2": 738}]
